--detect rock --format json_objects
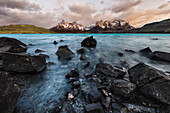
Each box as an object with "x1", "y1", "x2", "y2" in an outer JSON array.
[
  {"x1": 151, "y1": 38, "x2": 158, "y2": 40},
  {"x1": 65, "y1": 68, "x2": 79, "y2": 78},
  {"x1": 0, "y1": 37, "x2": 27, "y2": 53},
  {"x1": 84, "y1": 73, "x2": 92, "y2": 78},
  {"x1": 72, "y1": 81, "x2": 80, "y2": 88},
  {"x1": 60, "y1": 40, "x2": 64, "y2": 42},
  {"x1": 128, "y1": 63, "x2": 170, "y2": 105},
  {"x1": 80, "y1": 54, "x2": 86, "y2": 60},
  {"x1": 0, "y1": 72, "x2": 20, "y2": 113},
  {"x1": 68, "y1": 77, "x2": 77, "y2": 83},
  {"x1": 68, "y1": 93, "x2": 74, "y2": 100},
  {"x1": 102, "y1": 97, "x2": 111, "y2": 108},
  {"x1": 77, "y1": 47, "x2": 86, "y2": 54},
  {"x1": 150, "y1": 51, "x2": 170, "y2": 62},
  {"x1": 82, "y1": 61, "x2": 90, "y2": 68},
  {"x1": 35, "y1": 49, "x2": 46, "y2": 53},
  {"x1": 110, "y1": 79, "x2": 136, "y2": 97},
  {"x1": 39, "y1": 54, "x2": 50, "y2": 59},
  {"x1": 125, "y1": 49, "x2": 136, "y2": 53},
  {"x1": 56, "y1": 45, "x2": 75, "y2": 60},
  {"x1": 139, "y1": 47, "x2": 152, "y2": 56},
  {"x1": 2, "y1": 52, "x2": 46, "y2": 73},
  {"x1": 89, "y1": 88, "x2": 102, "y2": 102},
  {"x1": 85, "y1": 103, "x2": 104, "y2": 113},
  {"x1": 118, "y1": 52, "x2": 124, "y2": 57},
  {"x1": 95, "y1": 63, "x2": 126, "y2": 78},
  {"x1": 81, "y1": 36, "x2": 97, "y2": 47},
  {"x1": 53, "y1": 41, "x2": 58, "y2": 45}
]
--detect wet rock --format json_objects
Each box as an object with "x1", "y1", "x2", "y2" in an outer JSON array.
[
  {"x1": 56, "y1": 45, "x2": 75, "y2": 60},
  {"x1": 35, "y1": 49, "x2": 46, "y2": 53},
  {"x1": 60, "y1": 40, "x2": 64, "y2": 42},
  {"x1": 77, "y1": 47, "x2": 86, "y2": 54},
  {"x1": 82, "y1": 61, "x2": 90, "y2": 68},
  {"x1": 81, "y1": 36, "x2": 97, "y2": 47},
  {"x1": 0, "y1": 37, "x2": 27, "y2": 53},
  {"x1": 85, "y1": 103, "x2": 104, "y2": 113},
  {"x1": 125, "y1": 49, "x2": 136, "y2": 53},
  {"x1": 95, "y1": 63, "x2": 126, "y2": 78},
  {"x1": 53, "y1": 41, "x2": 58, "y2": 45},
  {"x1": 110, "y1": 79, "x2": 136, "y2": 97},
  {"x1": 68, "y1": 93, "x2": 74, "y2": 100},
  {"x1": 89, "y1": 88, "x2": 102, "y2": 102},
  {"x1": 65, "y1": 68, "x2": 79, "y2": 78},
  {"x1": 72, "y1": 81, "x2": 80, "y2": 89},
  {"x1": 39, "y1": 54, "x2": 50, "y2": 59},
  {"x1": 2, "y1": 52, "x2": 46, "y2": 73},
  {"x1": 118, "y1": 52, "x2": 124, "y2": 57},
  {"x1": 102, "y1": 97, "x2": 111, "y2": 108},
  {"x1": 139, "y1": 47, "x2": 152, "y2": 56},
  {"x1": 84, "y1": 73, "x2": 92, "y2": 78},
  {"x1": 68, "y1": 77, "x2": 77, "y2": 83},
  {"x1": 0, "y1": 72, "x2": 20, "y2": 113},
  {"x1": 150, "y1": 51, "x2": 170, "y2": 62},
  {"x1": 80, "y1": 54, "x2": 86, "y2": 60},
  {"x1": 112, "y1": 101, "x2": 129, "y2": 113},
  {"x1": 151, "y1": 38, "x2": 158, "y2": 40},
  {"x1": 47, "y1": 62, "x2": 56, "y2": 66},
  {"x1": 128, "y1": 63, "x2": 170, "y2": 105}
]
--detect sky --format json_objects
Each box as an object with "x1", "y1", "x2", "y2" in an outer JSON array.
[{"x1": 0, "y1": 0, "x2": 170, "y2": 28}]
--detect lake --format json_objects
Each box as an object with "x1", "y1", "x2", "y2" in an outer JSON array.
[{"x1": 0, "y1": 34, "x2": 170, "y2": 112}]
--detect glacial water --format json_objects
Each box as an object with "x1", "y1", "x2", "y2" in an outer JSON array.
[{"x1": 0, "y1": 34, "x2": 170, "y2": 112}]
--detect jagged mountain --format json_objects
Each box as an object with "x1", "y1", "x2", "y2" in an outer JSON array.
[
  {"x1": 89, "y1": 20, "x2": 134, "y2": 32},
  {"x1": 50, "y1": 20, "x2": 84, "y2": 32}
]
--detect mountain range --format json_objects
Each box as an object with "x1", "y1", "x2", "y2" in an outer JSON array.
[{"x1": 0, "y1": 18, "x2": 170, "y2": 34}]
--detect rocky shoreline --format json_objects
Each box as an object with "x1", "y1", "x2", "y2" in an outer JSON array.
[{"x1": 0, "y1": 36, "x2": 170, "y2": 113}]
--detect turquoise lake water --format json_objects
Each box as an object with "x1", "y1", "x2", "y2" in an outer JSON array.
[{"x1": 0, "y1": 34, "x2": 170, "y2": 112}]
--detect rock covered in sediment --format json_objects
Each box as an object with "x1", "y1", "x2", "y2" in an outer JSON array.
[
  {"x1": 110, "y1": 79, "x2": 136, "y2": 97},
  {"x1": 56, "y1": 45, "x2": 75, "y2": 60},
  {"x1": 150, "y1": 51, "x2": 170, "y2": 62},
  {"x1": 95, "y1": 63, "x2": 126, "y2": 78},
  {"x1": 81, "y1": 36, "x2": 97, "y2": 47},
  {"x1": 85, "y1": 103, "x2": 104, "y2": 113},
  {"x1": 0, "y1": 72, "x2": 20, "y2": 113},
  {"x1": 0, "y1": 37, "x2": 27, "y2": 53},
  {"x1": 128, "y1": 63, "x2": 170, "y2": 105},
  {"x1": 2, "y1": 52, "x2": 46, "y2": 73}
]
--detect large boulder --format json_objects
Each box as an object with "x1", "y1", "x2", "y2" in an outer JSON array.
[
  {"x1": 95, "y1": 63, "x2": 126, "y2": 78},
  {"x1": 0, "y1": 37, "x2": 27, "y2": 53},
  {"x1": 150, "y1": 51, "x2": 170, "y2": 62},
  {"x1": 2, "y1": 52, "x2": 46, "y2": 73},
  {"x1": 128, "y1": 63, "x2": 170, "y2": 105},
  {"x1": 0, "y1": 72, "x2": 20, "y2": 113},
  {"x1": 81, "y1": 36, "x2": 97, "y2": 47},
  {"x1": 56, "y1": 45, "x2": 74, "y2": 60}
]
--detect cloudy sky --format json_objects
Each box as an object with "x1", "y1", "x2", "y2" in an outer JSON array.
[{"x1": 0, "y1": 0, "x2": 170, "y2": 28}]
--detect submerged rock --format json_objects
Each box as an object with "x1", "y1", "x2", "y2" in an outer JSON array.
[
  {"x1": 53, "y1": 41, "x2": 58, "y2": 45},
  {"x1": 0, "y1": 37, "x2": 27, "y2": 53},
  {"x1": 95, "y1": 63, "x2": 126, "y2": 78},
  {"x1": 77, "y1": 47, "x2": 86, "y2": 54},
  {"x1": 128, "y1": 63, "x2": 170, "y2": 105},
  {"x1": 81, "y1": 36, "x2": 97, "y2": 47},
  {"x1": 2, "y1": 52, "x2": 46, "y2": 73},
  {"x1": 0, "y1": 72, "x2": 20, "y2": 113},
  {"x1": 80, "y1": 54, "x2": 86, "y2": 60},
  {"x1": 56, "y1": 45, "x2": 75, "y2": 60},
  {"x1": 150, "y1": 51, "x2": 170, "y2": 62},
  {"x1": 85, "y1": 103, "x2": 104, "y2": 113},
  {"x1": 65, "y1": 68, "x2": 79, "y2": 78},
  {"x1": 35, "y1": 49, "x2": 46, "y2": 53},
  {"x1": 125, "y1": 49, "x2": 136, "y2": 53},
  {"x1": 110, "y1": 79, "x2": 136, "y2": 97}
]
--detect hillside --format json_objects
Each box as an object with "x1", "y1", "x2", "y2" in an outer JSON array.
[
  {"x1": 0, "y1": 24, "x2": 51, "y2": 34},
  {"x1": 131, "y1": 19, "x2": 170, "y2": 33}
]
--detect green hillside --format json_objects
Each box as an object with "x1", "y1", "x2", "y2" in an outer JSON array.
[
  {"x1": 131, "y1": 18, "x2": 170, "y2": 33},
  {"x1": 0, "y1": 24, "x2": 51, "y2": 34}
]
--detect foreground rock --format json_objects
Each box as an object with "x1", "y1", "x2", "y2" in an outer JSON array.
[
  {"x1": 95, "y1": 63, "x2": 126, "y2": 78},
  {"x1": 150, "y1": 51, "x2": 170, "y2": 62},
  {"x1": 0, "y1": 72, "x2": 20, "y2": 113},
  {"x1": 2, "y1": 52, "x2": 46, "y2": 73},
  {"x1": 81, "y1": 36, "x2": 97, "y2": 47},
  {"x1": 139, "y1": 47, "x2": 152, "y2": 56},
  {"x1": 128, "y1": 63, "x2": 170, "y2": 105},
  {"x1": 85, "y1": 103, "x2": 104, "y2": 113},
  {"x1": 0, "y1": 37, "x2": 27, "y2": 53},
  {"x1": 56, "y1": 45, "x2": 75, "y2": 60}
]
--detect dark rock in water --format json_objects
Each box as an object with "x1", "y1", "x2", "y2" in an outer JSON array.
[
  {"x1": 89, "y1": 88, "x2": 102, "y2": 102},
  {"x1": 80, "y1": 54, "x2": 86, "y2": 60},
  {"x1": 0, "y1": 72, "x2": 20, "y2": 113},
  {"x1": 102, "y1": 97, "x2": 111, "y2": 108},
  {"x1": 72, "y1": 81, "x2": 80, "y2": 89},
  {"x1": 139, "y1": 47, "x2": 152, "y2": 56},
  {"x1": 150, "y1": 51, "x2": 170, "y2": 62},
  {"x1": 110, "y1": 79, "x2": 136, "y2": 97},
  {"x1": 53, "y1": 41, "x2": 58, "y2": 45},
  {"x1": 65, "y1": 68, "x2": 79, "y2": 78},
  {"x1": 125, "y1": 49, "x2": 136, "y2": 53},
  {"x1": 0, "y1": 37, "x2": 27, "y2": 53},
  {"x1": 77, "y1": 47, "x2": 86, "y2": 54},
  {"x1": 68, "y1": 77, "x2": 77, "y2": 83},
  {"x1": 60, "y1": 40, "x2": 64, "y2": 42},
  {"x1": 35, "y1": 49, "x2": 46, "y2": 53},
  {"x1": 151, "y1": 38, "x2": 158, "y2": 40},
  {"x1": 95, "y1": 63, "x2": 126, "y2": 78},
  {"x1": 2, "y1": 52, "x2": 46, "y2": 73},
  {"x1": 39, "y1": 54, "x2": 50, "y2": 59},
  {"x1": 83, "y1": 61, "x2": 90, "y2": 68},
  {"x1": 84, "y1": 73, "x2": 92, "y2": 78},
  {"x1": 85, "y1": 103, "x2": 104, "y2": 113},
  {"x1": 128, "y1": 63, "x2": 170, "y2": 105},
  {"x1": 118, "y1": 52, "x2": 124, "y2": 57},
  {"x1": 56, "y1": 45, "x2": 75, "y2": 60},
  {"x1": 81, "y1": 36, "x2": 97, "y2": 47}
]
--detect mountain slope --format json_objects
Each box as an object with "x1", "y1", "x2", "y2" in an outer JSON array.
[
  {"x1": 131, "y1": 19, "x2": 170, "y2": 33},
  {"x1": 0, "y1": 25, "x2": 51, "y2": 34}
]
